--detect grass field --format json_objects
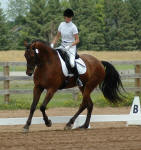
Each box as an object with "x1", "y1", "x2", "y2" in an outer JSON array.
[{"x1": 0, "y1": 91, "x2": 135, "y2": 110}]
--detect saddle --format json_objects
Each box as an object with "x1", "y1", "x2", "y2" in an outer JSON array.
[
  {"x1": 56, "y1": 48, "x2": 86, "y2": 77},
  {"x1": 56, "y1": 49, "x2": 79, "y2": 74}
]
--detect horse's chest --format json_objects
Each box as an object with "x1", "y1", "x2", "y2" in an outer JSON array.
[{"x1": 34, "y1": 71, "x2": 52, "y2": 87}]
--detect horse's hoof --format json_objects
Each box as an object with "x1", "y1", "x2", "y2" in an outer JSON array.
[
  {"x1": 45, "y1": 119, "x2": 52, "y2": 127},
  {"x1": 64, "y1": 125, "x2": 72, "y2": 130},
  {"x1": 23, "y1": 127, "x2": 29, "y2": 133},
  {"x1": 78, "y1": 125, "x2": 88, "y2": 130},
  {"x1": 23, "y1": 124, "x2": 29, "y2": 133}
]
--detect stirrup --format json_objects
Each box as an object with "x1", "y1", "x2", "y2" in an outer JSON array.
[{"x1": 76, "y1": 79, "x2": 83, "y2": 87}]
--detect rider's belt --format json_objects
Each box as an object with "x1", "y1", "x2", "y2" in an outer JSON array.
[{"x1": 63, "y1": 41, "x2": 73, "y2": 43}]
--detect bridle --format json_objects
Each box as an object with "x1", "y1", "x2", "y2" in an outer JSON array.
[
  {"x1": 25, "y1": 43, "x2": 39, "y2": 72},
  {"x1": 31, "y1": 46, "x2": 39, "y2": 66}
]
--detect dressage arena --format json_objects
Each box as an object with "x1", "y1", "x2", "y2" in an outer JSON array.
[
  {"x1": 0, "y1": 107, "x2": 141, "y2": 150},
  {"x1": 0, "y1": 51, "x2": 141, "y2": 149}
]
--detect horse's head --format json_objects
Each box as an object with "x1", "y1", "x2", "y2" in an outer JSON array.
[
  {"x1": 24, "y1": 41, "x2": 38, "y2": 76},
  {"x1": 24, "y1": 39, "x2": 54, "y2": 76}
]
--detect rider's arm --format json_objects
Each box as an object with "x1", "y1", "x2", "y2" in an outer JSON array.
[
  {"x1": 71, "y1": 34, "x2": 80, "y2": 46},
  {"x1": 64, "y1": 34, "x2": 80, "y2": 51},
  {"x1": 50, "y1": 31, "x2": 61, "y2": 48}
]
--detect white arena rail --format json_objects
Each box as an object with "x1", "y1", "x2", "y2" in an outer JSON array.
[{"x1": 0, "y1": 96, "x2": 140, "y2": 127}]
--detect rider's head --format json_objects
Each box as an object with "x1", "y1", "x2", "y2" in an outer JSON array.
[{"x1": 63, "y1": 8, "x2": 74, "y2": 18}]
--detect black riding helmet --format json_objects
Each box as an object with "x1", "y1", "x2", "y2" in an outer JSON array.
[{"x1": 63, "y1": 8, "x2": 74, "y2": 18}]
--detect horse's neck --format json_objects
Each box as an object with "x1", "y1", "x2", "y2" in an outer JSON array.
[{"x1": 39, "y1": 45, "x2": 57, "y2": 64}]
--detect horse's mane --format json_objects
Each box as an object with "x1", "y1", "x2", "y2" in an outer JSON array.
[
  {"x1": 31, "y1": 39, "x2": 57, "y2": 55},
  {"x1": 32, "y1": 39, "x2": 49, "y2": 46}
]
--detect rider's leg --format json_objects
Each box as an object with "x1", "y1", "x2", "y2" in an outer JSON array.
[
  {"x1": 73, "y1": 63, "x2": 83, "y2": 87},
  {"x1": 68, "y1": 47, "x2": 83, "y2": 87}
]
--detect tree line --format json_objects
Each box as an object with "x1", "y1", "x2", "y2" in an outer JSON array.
[{"x1": 0, "y1": 0, "x2": 141, "y2": 51}]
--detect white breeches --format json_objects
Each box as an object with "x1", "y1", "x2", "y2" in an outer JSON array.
[
  {"x1": 57, "y1": 42, "x2": 76, "y2": 68},
  {"x1": 66, "y1": 46, "x2": 76, "y2": 68}
]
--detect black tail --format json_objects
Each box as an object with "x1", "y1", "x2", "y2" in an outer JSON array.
[{"x1": 100, "y1": 61, "x2": 125, "y2": 103}]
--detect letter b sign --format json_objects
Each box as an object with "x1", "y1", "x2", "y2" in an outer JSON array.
[{"x1": 133, "y1": 105, "x2": 138, "y2": 113}]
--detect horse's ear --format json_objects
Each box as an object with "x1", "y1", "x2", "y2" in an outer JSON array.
[{"x1": 24, "y1": 41, "x2": 28, "y2": 47}]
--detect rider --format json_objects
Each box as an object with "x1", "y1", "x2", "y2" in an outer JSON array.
[{"x1": 51, "y1": 8, "x2": 83, "y2": 87}]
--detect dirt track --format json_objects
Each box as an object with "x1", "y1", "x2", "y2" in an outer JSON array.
[
  {"x1": 1, "y1": 127, "x2": 141, "y2": 150},
  {"x1": 0, "y1": 107, "x2": 141, "y2": 150}
]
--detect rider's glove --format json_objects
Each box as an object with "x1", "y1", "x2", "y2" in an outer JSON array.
[{"x1": 50, "y1": 43, "x2": 54, "y2": 48}]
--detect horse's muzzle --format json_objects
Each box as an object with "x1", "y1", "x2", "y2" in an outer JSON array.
[
  {"x1": 26, "y1": 65, "x2": 35, "y2": 76},
  {"x1": 26, "y1": 71, "x2": 33, "y2": 76}
]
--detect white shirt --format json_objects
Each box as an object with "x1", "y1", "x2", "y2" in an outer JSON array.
[{"x1": 58, "y1": 21, "x2": 78, "y2": 43}]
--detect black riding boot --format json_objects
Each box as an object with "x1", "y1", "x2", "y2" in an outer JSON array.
[{"x1": 73, "y1": 63, "x2": 83, "y2": 87}]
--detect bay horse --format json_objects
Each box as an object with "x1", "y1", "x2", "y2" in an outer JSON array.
[{"x1": 24, "y1": 39, "x2": 124, "y2": 131}]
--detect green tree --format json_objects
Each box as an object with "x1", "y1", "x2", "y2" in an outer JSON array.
[
  {"x1": 60, "y1": 0, "x2": 71, "y2": 10},
  {"x1": 5, "y1": 0, "x2": 30, "y2": 49},
  {"x1": 19, "y1": 0, "x2": 48, "y2": 47},
  {"x1": 70, "y1": 0, "x2": 105, "y2": 50},
  {"x1": 7, "y1": 0, "x2": 29, "y2": 21},
  {"x1": 127, "y1": 0, "x2": 141, "y2": 50},
  {"x1": 3, "y1": 0, "x2": 140, "y2": 51},
  {"x1": 22, "y1": 0, "x2": 63, "y2": 45},
  {"x1": 0, "y1": 4, "x2": 9, "y2": 50},
  {"x1": 89, "y1": 0, "x2": 105, "y2": 50},
  {"x1": 104, "y1": 0, "x2": 136, "y2": 50},
  {"x1": 45, "y1": 0, "x2": 63, "y2": 43}
]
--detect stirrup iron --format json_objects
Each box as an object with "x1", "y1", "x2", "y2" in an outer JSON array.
[{"x1": 76, "y1": 78, "x2": 83, "y2": 87}]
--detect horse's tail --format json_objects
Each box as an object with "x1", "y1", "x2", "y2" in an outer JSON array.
[{"x1": 99, "y1": 61, "x2": 125, "y2": 103}]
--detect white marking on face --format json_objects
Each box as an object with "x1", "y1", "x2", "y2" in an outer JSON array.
[{"x1": 35, "y1": 49, "x2": 39, "y2": 54}]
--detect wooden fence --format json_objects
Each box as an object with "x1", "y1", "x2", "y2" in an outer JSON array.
[{"x1": 0, "y1": 61, "x2": 141, "y2": 103}]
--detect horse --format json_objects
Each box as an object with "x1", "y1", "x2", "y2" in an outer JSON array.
[{"x1": 24, "y1": 39, "x2": 125, "y2": 131}]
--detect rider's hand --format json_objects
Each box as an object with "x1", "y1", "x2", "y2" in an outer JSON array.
[
  {"x1": 50, "y1": 43, "x2": 54, "y2": 48},
  {"x1": 65, "y1": 45, "x2": 71, "y2": 51}
]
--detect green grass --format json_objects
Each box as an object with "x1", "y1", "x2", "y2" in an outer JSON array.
[
  {"x1": 0, "y1": 66, "x2": 26, "y2": 72},
  {"x1": 0, "y1": 81, "x2": 34, "y2": 90},
  {"x1": 0, "y1": 91, "x2": 137, "y2": 110},
  {"x1": 10, "y1": 81, "x2": 34, "y2": 89},
  {"x1": 0, "y1": 64, "x2": 134, "y2": 72},
  {"x1": 114, "y1": 64, "x2": 134, "y2": 70},
  {"x1": 0, "y1": 92, "x2": 77, "y2": 110}
]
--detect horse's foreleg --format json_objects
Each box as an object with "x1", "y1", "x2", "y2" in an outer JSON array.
[
  {"x1": 24, "y1": 86, "x2": 43, "y2": 131},
  {"x1": 40, "y1": 89, "x2": 55, "y2": 127}
]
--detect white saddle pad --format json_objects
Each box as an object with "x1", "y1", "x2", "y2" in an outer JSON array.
[{"x1": 57, "y1": 52, "x2": 86, "y2": 77}]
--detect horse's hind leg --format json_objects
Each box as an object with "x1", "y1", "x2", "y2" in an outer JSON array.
[
  {"x1": 40, "y1": 88, "x2": 56, "y2": 127},
  {"x1": 65, "y1": 87, "x2": 93, "y2": 130},
  {"x1": 79, "y1": 95, "x2": 93, "y2": 129},
  {"x1": 65, "y1": 101, "x2": 87, "y2": 130},
  {"x1": 64, "y1": 87, "x2": 86, "y2": 130},
  {"x1": 24, "y1": 86, "x2": 43, "y2": 132}
]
